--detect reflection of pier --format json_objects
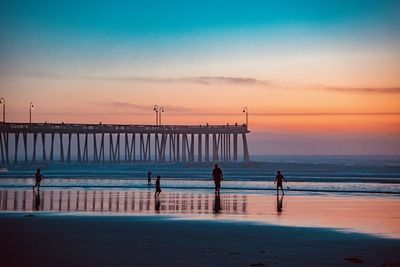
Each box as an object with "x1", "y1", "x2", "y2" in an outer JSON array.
[
  {"x1": 0, "y1": 189, "x2": 248, "y2": 215},
  {"x1": 0, "y1": 122, "x2": 250, "y2": 163}
]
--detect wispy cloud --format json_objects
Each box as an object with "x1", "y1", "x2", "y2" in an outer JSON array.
[
  {"x1": 81, "y1": 75, "x2": 400, "y2": 94},
  {"x1": 181, "y1": 76, "x2": 269, "y2": 86},
  {"x1": 20, "y1": 71, "x2": 400, "y2": 94},
  {"x1": 79, "y1": 75, "x2": 271, "y2": 87},
  {"x1": 82, "y1": 101, "x2": 197, "y2": 112},
  {"x1": 316, "y1": 85, "x2": 400, "y2": 94}
]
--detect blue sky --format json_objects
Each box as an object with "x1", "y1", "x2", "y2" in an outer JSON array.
[
  {"x1": 1, "y1": 0, "x2": 399, "y2": 50},
  {"x1": 1, "y1": 0, "x2": 399, "y2": 80}
]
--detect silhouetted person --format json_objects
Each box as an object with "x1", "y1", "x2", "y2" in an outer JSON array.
[
  {"x1": 274, "y1": 170, "x2": 287, "y2": 195},
  {"x1": 34, "y1": 190, "x2": 41, "y2": 211},
  {"x1": 212, "y1": 164, "x2": 224, "y2": 196},
  {"x1": 147, "y1": 170, "x2": 152, "y2": 185},
  {"x1": 213, "y1": 194, "x2": 221, "y2": 213},
  {"x1": 32, "y1": 168, "x2": 42, "y2": 191},
  {"x1": 154, "y1": 175, "x2": 162, "y2": 198},
  {"x1": 276, "y1": 194, "x2": 284, "y2": 213}
]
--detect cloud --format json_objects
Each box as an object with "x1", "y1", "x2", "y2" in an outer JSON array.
[
  {"x1": 19, "y1": 71, "x2": 400, "y2": 94},
  {"x1": 317, "y1": 85, "x2": 400, "y2": 94},
  {"x1": 182, "y1": 76, "x2": 269, "y2": 86},
  {"x1": 82, "y1": 101, "x2": 196, "y2": 112},
  {"x1": 79, "y1": 75, "x2": 271, "y2": 87}
]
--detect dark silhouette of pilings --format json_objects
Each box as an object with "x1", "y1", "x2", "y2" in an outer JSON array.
[{"x1": 0, "y1": 123, "x2": 250, "y2": 163}]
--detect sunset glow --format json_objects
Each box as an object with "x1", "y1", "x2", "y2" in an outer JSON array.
[{"x1": 1, "y1": 0, "x2": 399, "y2": 154}]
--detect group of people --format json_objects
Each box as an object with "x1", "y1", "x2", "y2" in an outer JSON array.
[
  {"x1": 147, "y1": 164, "x2": 288, "y2": 198},
  {"x1": 33, "y1": 165, "x2": 288, "y2": 198}
]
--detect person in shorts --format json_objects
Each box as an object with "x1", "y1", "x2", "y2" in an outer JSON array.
[
  {"x1": 274, "y1": 170, "x2": 287, "y2": 195},
  {"x1": 32, "y1": 168, "x2": 42, "y2": 191},
  {"x1": 212, "y1": 164, "x2": 224, "y2": 196},
  {"x1": 154, "y1": 175, "x2": 162, "y2": 198}
]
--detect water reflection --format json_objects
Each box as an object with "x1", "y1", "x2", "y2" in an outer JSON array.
[
  {"x1": 0, "y1": 189, "x2": 247, "y2": 215},
  {"x1": 155, "y1": 198, "x2": 161, "y2": 213},
  {"x1": 34, "y1": 191, "x2": 41, "y2": 211},
  {"x1": 213, "y1": 195, "x2": 221, "y2": 213},
  {"x1": 276, "y1": 194, "x2": 284, "y2": 213}
]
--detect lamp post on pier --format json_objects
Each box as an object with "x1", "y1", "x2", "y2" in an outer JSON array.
[
  {"x1": 0, "y1": 97, "x2": 5, "y2": 123},
  {"x1": 153, "y1": 105, "x2": 159, "y2": 126},
  {"x1": 29, "y1": 102, "x2": 34, "y2": 123},
  {"x1": 242, "y1": 107, "x2": 248, "y2": 127},
  {"x1": 159, "y1": 107, "x2": 164, "y2": 126}
]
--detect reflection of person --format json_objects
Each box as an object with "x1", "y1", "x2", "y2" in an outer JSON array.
[
  {"x1": 276, "y1": 194, "x2": 284, "y2": 213},
  {"x1": 34, "y1": 190, "x2": 41, "y2": 211},
  {"x1": 274, "y1": 170, "x2": 287, "y2": 195},
  {"x1": 147, "y1": 170, "x2": 152, "y2": 185},
  {"x1": 213, "y1": 195, "x2": 221, "y2": 213},
  {"x1": 154, "y1": 176, "x2": 162, "y2": 198},
  {"x1": 155, "y1": 198, "x2": 161, "y2": 212},
  {"x1": 212, "y1": 164, "x2": 224, "y2": 196},
  {"x1": 32, "y1": 168, "x2": 42, "y2": 191}
]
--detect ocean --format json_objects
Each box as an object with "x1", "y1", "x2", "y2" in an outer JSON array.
[{"x1": 0, "y1": 155, "x2": 399, "y2": 195}]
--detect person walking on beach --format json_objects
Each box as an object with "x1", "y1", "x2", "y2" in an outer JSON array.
[
  {"x1": 154, "y1": 175, "x2": 162, "y2": 198},
  {"x1": 32, "y1": 168, "x2": 42, "y2": 191},
  {"x1": 274, "y1": 170, "x2": 287, "y2": 195},
  {"x1": 212, "y1": 164, "x2": 224, "y2": 196},
  {"x1": 147, "y1": 170, "x2": 152, "y2": 185}
]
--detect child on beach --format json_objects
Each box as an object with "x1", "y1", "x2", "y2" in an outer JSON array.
[
  {"x1": 274, "y1": 170, "x2": 287, "y2": 195},
  {"x1": 32, "y1": 168, "x2": 42, "y2": 191},
  {"x1": 154, "y1": 175, "x2": 162, "y2": 198}
]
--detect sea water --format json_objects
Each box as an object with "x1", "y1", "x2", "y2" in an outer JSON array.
[{"x1": 0, "y1": 155, "x2": 399, "y2": 195}]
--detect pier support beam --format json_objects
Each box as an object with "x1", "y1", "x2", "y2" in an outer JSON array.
[
  {"x1": 242, "y1": 133, "x2": 250, "y2": 161},
  {"x1": 32, "y1": 133, "x2": 37, "y2": 162},
  {"x1": 233, "y1": 134, "x2": 238, "y2": 161},
  {"x1": 14, "y1": 132, "x2": 19, "y2": 163},
  {"x1": 0, "y1": 131, "x2": 4, "y2": 164},
  {"x1": 59, "y1": 133, "x2": 64, "y2": 162},
  {"x1": 50, "y1": 133, "x2": 55, "y2": 161},
  {"x1": 41, "y1": 133, "x2": 46, "y2": 161},
  {"x1": 198, "y1": 134, "x2": 202, "y2": 162}
]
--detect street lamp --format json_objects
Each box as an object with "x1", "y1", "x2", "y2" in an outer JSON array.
[
  {"x1": 159, "y1": 107, "x2": 164, "y2": 126},
  {"x1": 29, "y1": 102, "x2": 34, "y2": 123},
  {"x1": 153, "y1": 105, "x2": 159, "y2": 126},
  {"x1": 0, "y1": 97, "x2": 5, "y2": 123},
  {"x1": 242, "y1": 107, "x2": 248, "y2": 127}
]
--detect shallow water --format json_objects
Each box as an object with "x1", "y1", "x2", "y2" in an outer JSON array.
[
  {"x1": 1, "y1": 188, "x2": 400, "y2": 239},
  {"x1": 0, "y1": 177, "x2": 399, "y2": 195}
]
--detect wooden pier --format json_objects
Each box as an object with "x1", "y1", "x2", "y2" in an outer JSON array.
[{"x1": 0, "y1": 123, "x2": 250, "y2": 164}]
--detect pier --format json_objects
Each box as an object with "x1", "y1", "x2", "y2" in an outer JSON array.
[{"x1": 0, "y1": 123, "x2": 250, "y2": 164}]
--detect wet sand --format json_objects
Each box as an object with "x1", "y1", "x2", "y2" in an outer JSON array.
[
  {"x1": 1, "y1": 214, "x2": 399, "y2": 267},
  {"x1": 1, "y1": 188, "x2": 400, "y2": 266},
  {"x1": 1, "y1": 188, "x2": 400, "y2": 238}
]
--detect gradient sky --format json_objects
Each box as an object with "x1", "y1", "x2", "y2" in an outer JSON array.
[{"x1": 1, "y1": 0, "x2": 399, "y2": 155}]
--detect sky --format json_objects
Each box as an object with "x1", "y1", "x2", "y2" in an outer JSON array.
[{"x1": 0, "y1": 0, "x2": 399, "y2": 155}]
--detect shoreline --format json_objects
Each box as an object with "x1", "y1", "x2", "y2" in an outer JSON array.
[{"x1": 1, "y1": 213, "x2": 399, "y2": 267}]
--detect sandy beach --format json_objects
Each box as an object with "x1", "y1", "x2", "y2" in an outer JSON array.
[{"x1": 1, "y1": 213, "x2": 399, "y2": 267}]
